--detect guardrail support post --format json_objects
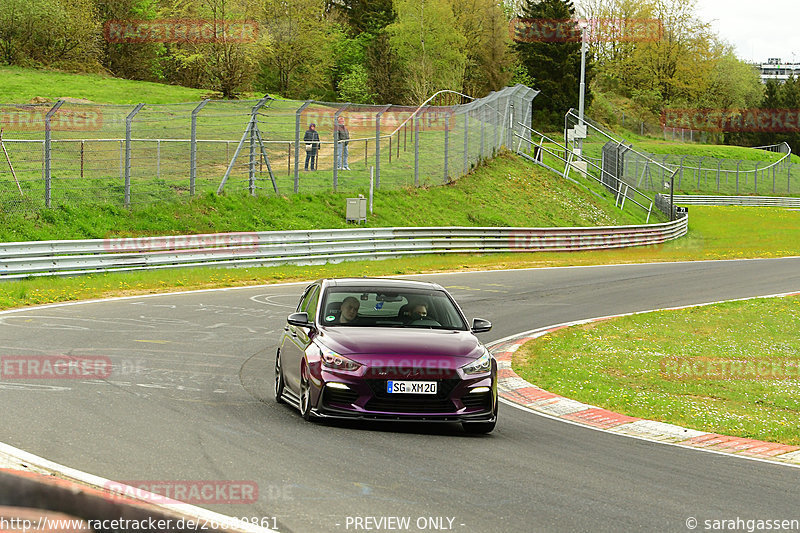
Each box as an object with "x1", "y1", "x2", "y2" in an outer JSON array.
[
  {"x1": 44, "y1": 100, "x2": 64, "y2": 208},
  {"x1": 125, "y1": 103, "x2": 145, "y2": 208},
  {"x1": 190, "y1": 99, "x2": 210, "y2": 196}
]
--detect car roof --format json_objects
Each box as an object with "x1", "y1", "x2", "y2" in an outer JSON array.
[{"x1": 319, "y1": 277, "x2": 445, "y2": 291}]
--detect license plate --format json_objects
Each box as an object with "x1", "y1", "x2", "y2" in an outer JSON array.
[{"x1": 386, "y1": 380, "x2": 437, "y2": 394}]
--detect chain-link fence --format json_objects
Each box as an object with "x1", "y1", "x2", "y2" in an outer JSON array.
[
  {"x1": 617, "y1": 143, "x2": 798, "y2": 196},
  {"x1": 0, "y1": 85, "x2": 538, "y2": 213}
]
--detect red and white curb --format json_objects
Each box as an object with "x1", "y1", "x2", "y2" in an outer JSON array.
[{"x1": 488, "y1": 291, "x2": 800, "y2": 465}]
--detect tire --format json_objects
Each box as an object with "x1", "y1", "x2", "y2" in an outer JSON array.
[
  {"x1": 274, "y1": 350, "x2": 285, "y2": 404},
  {"x1": 300, "y1": 364, "x2": 313, "y2": 421}
]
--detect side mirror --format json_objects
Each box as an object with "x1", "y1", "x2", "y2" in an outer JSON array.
[
  {"x1": 471, "y1": 318, "x2": 492, "y2": 333},
  {"x1": 287, "y1": 312, "x2": 313, "y2": 328}
]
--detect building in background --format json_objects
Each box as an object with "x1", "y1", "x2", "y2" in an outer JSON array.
[{"x1": 757, "y1": 58, "x2": 800, "y2": 84}]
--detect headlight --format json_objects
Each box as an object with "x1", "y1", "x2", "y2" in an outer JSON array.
[
  {"x1": 319, "y1": 345, "x2": 362, "y2": 372},
  {"x1": 462, "y1": 349, "x2": 492, "y2": 375}
]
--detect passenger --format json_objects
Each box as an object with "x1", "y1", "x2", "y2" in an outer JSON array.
[{"x1": 339, "y1": 296, "x2": 360, "y2": 324}]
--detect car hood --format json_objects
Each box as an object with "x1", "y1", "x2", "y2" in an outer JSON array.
[{"x1": 317, "y1": 327, "x2": 484, "y2": 361}]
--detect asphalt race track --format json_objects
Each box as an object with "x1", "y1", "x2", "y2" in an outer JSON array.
[{"x1": 1, "y1": 258, "x2": 799, "y2": 532}]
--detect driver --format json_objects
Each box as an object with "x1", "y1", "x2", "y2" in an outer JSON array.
[
  {"x1": 339, "y1": 296, "x2": 361, "y2": 324},
  {"x1": 409, "y1": 303, "x2": 428, "y2": 321}
]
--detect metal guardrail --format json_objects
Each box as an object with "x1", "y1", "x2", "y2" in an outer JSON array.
[
  {"x1": 672, "y1": 195, "x2": 800, "y2": 207},
  {"x1": 0, "y1": 221, "x2": 688, "y2": 279}
]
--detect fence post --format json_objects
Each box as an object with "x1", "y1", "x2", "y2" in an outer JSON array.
[
  {"x1": 249, "y1": 97, "x2": 271, "y2": 196},
  {"x1": 444, "y1": 114, "x2": 449, "y2": 183},
  {"x1": 44, "y1": 100, "x2": 64, "y2": 208},
  {"x1": 717, "y1": 159, "x2": 720, "y2": 192},
  {"x1": 508, "y1": 103, "x2": 514, "y2": 152},
  {"x1": 754, "y1": 161, "x2": 759, "y2": 194},
  {"x1": 249, "y1": 113, "x2": 257, "y2": 196},
  {"x1": 157, "y1": 140, "x2": 161, "y2": 180},
  {"x1": 414, "y1": 114, "x2": 420, "y2": 187},
  {"x1": 697, "y1": 156, "x2": 704, "y2": 189},
  {"x1": 480, "y1": 104, "x2": 485, "y2": 160},
  {"x1": 375, "y1": 105, "x2": 390, "y2": 190},
  {"x1": 190, "y1": 99, "x2": 209, "y2": 197},
  {"x1": 125, "y1": 103, "x2": 145, "y2": 208},
  {"x1": 463, "y1": 111, "x2": 469, "y2": 174},
  {"x1": 789, "y1": 163, "x2": 792, "y2": 194},
  {"x1": 736, "y1": 160, "x2": 740, "y2": 194},
  {"x1": 294, "y1": 100, "x2": 311, "y2": 193},
  {"x1": 678, "y1": 154, "x2": 687, "y2": 189}
]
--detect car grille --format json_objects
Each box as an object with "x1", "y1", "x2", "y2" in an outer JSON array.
[
  {"x1": 323, "y1": 387, "x2": 359, "y2": 407},
  {"x1": 364, "y1": 379, "x2": 460, "y2": 414}
]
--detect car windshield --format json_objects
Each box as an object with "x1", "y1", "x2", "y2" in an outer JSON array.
[{"x1": 319, "y1": 287, "x2": 468, "y2": 330}]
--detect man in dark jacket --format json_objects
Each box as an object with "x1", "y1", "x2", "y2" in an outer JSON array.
[{"x1": 304, "y1": 123, "x2": 320, "y2": 171}]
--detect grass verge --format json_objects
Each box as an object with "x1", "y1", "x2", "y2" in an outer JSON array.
[
  {"x1": 512, "y1": 295, "x2": 800, "y2": 445},
  {"x1": 0, "y1": 66, "x2": 211, "y2": 104},
  {"x1": 2, "y1": 205, "x2": 799, "y2": 311}
]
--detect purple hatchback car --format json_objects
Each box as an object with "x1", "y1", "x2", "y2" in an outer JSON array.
[{"x1": 275, "y1": 278, "x2": 497, "y2": 433}]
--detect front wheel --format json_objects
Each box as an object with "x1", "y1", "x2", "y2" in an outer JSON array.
[
  {"x1": 300, "y1": 364, "x2": 313, "y2": 421},
  {"x1": 274, "y1": 350, "x2": 285, "y2": 404}
]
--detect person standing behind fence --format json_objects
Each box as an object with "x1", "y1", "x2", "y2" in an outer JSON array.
[
  {"x1": 304, "y1": 123, "x2": 320, "y2": 171},
  {"x1": 335, "y1": 116, "x2": 350, "y2": 170}
]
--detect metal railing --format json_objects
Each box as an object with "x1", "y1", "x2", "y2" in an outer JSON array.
[
  {"x1": 513, "y1": 116, "x2": 665, "y2": 222},
  {"x1": 0, "y1": 220, "x2": 688, "y2": 279},
  {"x1": 671, "y1": 195, "x2": 800, "y2": 207}
]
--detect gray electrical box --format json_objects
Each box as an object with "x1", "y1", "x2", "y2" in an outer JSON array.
[{"x1": 346, "y1": 195, "x2": 367, "y2": 223}]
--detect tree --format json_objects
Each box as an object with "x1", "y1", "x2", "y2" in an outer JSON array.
[
  {"x1": 0, "y1": 0, "x2": 99, "y2": 70},
  {"x1": 158, "y1": 0, "x2": 270, "y2": 98},
  {"x1": 451, "y1": 0, "x2": 515, "y2": 96},
  {"x1": 387, "y1": 0, "x2": 468, "y2": 104},
  {"x1": 700, "y1": 48, "x2": 763, "y2": 110},
  {"x1": 258, "y1": 0, "x2": 334, "y2": 98},
  {"x1": 365, "y1": 30, "x2": 404, "y2": 104},
  {"x1": 625, "y1": 0, "x2": 716, "y2": 109},
  {"x1": 94, "y1": 0, "x2": 163, "y2": 80},
  {"x1": 338, "y1": 0, "x2": 394, "y2": 35},
  {"x1": 514, "y1": 0, "x2": 592, "y2": 127}
]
